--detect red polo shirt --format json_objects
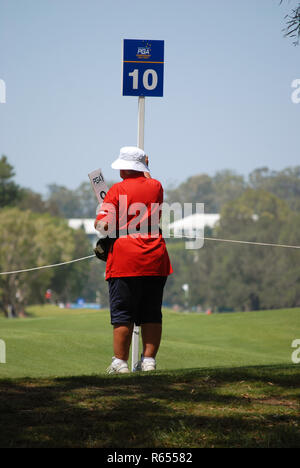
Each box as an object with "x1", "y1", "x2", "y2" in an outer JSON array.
[{"x1": 95, "y1": 175, "x2": 173, "y2": 280}]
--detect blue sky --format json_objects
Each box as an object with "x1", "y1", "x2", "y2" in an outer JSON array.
[{"x1": 0, "y1": 0, "x2": 299, "y2": 195}]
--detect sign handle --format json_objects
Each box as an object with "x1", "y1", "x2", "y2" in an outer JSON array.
[{"x1": 131, "y1": 96, "x2": 145, "y2": 372}]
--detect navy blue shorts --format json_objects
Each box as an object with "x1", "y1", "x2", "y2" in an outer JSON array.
[{"x1": 108, "y1": 276, "x2": 167, "y2": 326}]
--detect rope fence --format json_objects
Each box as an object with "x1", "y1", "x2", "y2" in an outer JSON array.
[
  {"x1": 0, "y1": 235, "x2": 299, "y2": 276},
  {"x1": 0, "y1": 254, "x2": 96, "y2": 276}
]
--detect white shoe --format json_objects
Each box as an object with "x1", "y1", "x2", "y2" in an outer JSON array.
[
  {"x1": 141, "y1": 357, "x2": 156, "y2": 372},
  {"x1": 106, "y1": 357, "x2": 129, "y2": 374},
  {"x1": 133, "y1": 355, "x2": 157, "y2": 372}
]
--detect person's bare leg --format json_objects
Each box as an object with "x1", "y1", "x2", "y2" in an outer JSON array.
[
  {"x1": 113, "y1": 323, "x2": 134, "y2": 361},
  {"x1": 141, "y1": 323, "x2": 162, "y2": 358}
]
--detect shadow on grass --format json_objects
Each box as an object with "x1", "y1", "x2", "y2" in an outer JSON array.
[{"x1": 0, "y1": 364, "x2": 299, "y2": 448}]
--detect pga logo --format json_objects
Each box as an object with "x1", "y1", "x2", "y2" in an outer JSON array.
[
  {"x1": 291, "y1": 79, "x2": 300, "y2": 104},
  {"x1": 136, "y1": 42, "x2": 151, "y2": 59}
]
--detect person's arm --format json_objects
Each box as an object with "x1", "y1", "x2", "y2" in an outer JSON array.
[{"x1": 144, "y1": 155, "x2": 152, "y2": 179}]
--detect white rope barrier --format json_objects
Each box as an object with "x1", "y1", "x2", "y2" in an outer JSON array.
[
  {"x1": 0, "y1": 254, "x2": 96, "y2": 276},
  {"x1": 0, "y1": 235, "x2": 299, "y2": 276},
  {"x1": 183, "y1": 235, "x2": 300, "y2": 249}
]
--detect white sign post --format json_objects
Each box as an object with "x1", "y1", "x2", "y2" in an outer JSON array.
[
  {"x1": 137, "y1": 96, "x2": 145, "y2": 149},
  {"x1": 130, "y1": 95, "x2": 146, "y2": 371}
]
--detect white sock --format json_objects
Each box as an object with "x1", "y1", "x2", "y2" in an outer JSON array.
[
  {"x1": 142, "y1": 357, "x2": 155, "y2": 364},
  {"x1": 113, "y1": 357, "x2": 127, "y2": 365}
]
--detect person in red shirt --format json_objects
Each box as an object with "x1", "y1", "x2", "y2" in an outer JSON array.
[{"x1": 95, "y1": 146, "x2": 173, "y2": 374}]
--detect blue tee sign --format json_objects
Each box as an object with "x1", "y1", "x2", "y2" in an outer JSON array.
[{"x1": 122, "y1": 39, "x2": 164, "y2": 97}]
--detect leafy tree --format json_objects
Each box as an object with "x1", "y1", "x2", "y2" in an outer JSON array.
[
  {"x1": 17, "y1": 188, "x2": 60, "y2": 216},
  {"x1": 46, "y1": 180, "x2": 115, "y2": 218},
  {"x1": 0, "y1": 156, "x2": 21, "y2": 208},
  {"x1": 166, "y1": 166, "x2": 300, "y2": 216},
  {"x1": 49, "y1": 226, "x2": 93, "y2": 303},
  {"x1": 218, "y1": 188, "x2": 290, "y2": 233},
  {"x1": 0, "y1": 208, "x2": 92, "y2": 316},
  {"x1": 280, "y1": 0, "x2": 300, "y2": 45},
  {"x1": 248, "y1": 167, "x2": 300, "y2": 212},
  {"x1": 166, "y1": 174, "x2": 216, "y2": 210},
  {"x1": 213, "y1": 170, "x2": 246, "y2": 210},
  {"x1": 164, "y1": 189, "x2": 300, "y2": 312},
  {"x1": 79, "y1": 259, "x2": 108, "y2": 307},
  {"x1": 163, "y1": 239, "x2": 192, "y2": 307},
  {"x1": 207, "y1": 190, "x2": 299, "y2": 311},
  {"x1": 47, "y1": 184, "x2": 80, "y2": 218},
  {"x1": 166, "y1": 171, "x2": 245, "y2": 213}
]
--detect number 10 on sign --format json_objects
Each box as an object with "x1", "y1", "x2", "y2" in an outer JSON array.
[{"x1": 129, "y1": 69, "x2": 158, "y2": 91}]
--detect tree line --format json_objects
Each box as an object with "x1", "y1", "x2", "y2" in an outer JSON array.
[
  {"x1": 164, "y1": 167, "x2": 300, "y2": 311},
  {"x1": 0, "y1": 155, "x2": 300, "y2": 315},
  {"x1": 0, "y1": 156, "x2": 107, "y2": 317},
  {"x1": 164, "y1": 189, "x2": 300, "y2": 311}
]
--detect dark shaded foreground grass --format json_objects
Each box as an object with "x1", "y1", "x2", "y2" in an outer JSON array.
[{"x1": 0, "y1": 364, "x2": 299, "y2": 448}]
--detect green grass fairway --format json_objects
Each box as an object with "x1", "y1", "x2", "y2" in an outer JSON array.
[
  {"x1": 0, "y1": 306, "x2": 299, "y2": 378},
  {"x1": 0, "y1": 307, "x2": 299, "y2": 448},
  {"x1": 0, "y1": 365, "x2": 299, "y2": 448}
]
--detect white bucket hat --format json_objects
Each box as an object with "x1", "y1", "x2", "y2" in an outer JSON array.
[{"x1": 111, "y1": 146, "x2": 150, "y2": 173}]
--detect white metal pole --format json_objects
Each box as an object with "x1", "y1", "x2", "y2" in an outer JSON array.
[
  {"x1": 137, "y1": 95, "x2": 145, "y2": 149},
  {"x1": 131, "y1": 96, "x2": 145, "y2": 371}
]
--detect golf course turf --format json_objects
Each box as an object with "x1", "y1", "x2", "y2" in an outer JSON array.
[{"x1": 0, "y1": 306, "x2": 299, "y2": 448}]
